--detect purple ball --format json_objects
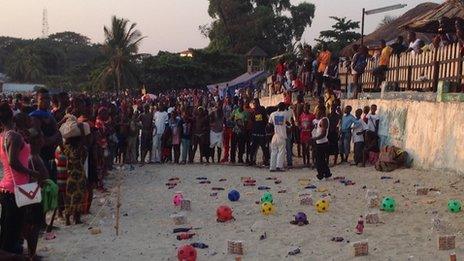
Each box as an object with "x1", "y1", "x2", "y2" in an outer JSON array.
[{"x1": 294, "y1": 212, "x2": 307, "y2": 223}]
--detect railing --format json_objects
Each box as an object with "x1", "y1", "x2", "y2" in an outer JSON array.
[{"x1": 339, "y1": 42, "x2": 464, "y2": 92}]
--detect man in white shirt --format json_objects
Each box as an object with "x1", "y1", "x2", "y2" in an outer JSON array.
[
  {"x1": 152, "y1": 105, "x2": 169, "y2": 163},
  {"x1": 268, "y1": 102, "x2": 290, "y2": 171},
  {"x1": 366, "y1": 104, "x2": 380, "y2": 133},
  {"x1": 363, "y1": 104, "x2": 380, "y2": 167},
  {"x1": 351, "y1": 109, "x2": 368, "y2": 166},
  {"x1": 407, "y1": 31, "x2": 423, "y2": 55}
]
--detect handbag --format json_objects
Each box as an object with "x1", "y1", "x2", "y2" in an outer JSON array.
[
  {"x1": 59, "y1": 115, "x2": 81, "y2": 139},
  {"x1": 12, "y1": 158, "x2": 42, "y2": 208}
]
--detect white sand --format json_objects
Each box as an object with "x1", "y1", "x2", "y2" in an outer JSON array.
[{"x1": 38, "y1": 162, "x2": 464, "y2": 260}]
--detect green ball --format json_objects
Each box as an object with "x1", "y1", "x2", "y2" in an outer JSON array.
[
  {"x1": 448, "y1": 200, "x2": 462, "y2": 213},
  {"x1": 261, "y1": 192, "x2": 273, "y2": 204},
  {"x1": 381, "y1": 196, "x2": 396, "y2": 212}
]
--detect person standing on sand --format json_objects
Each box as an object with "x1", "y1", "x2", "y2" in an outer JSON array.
[
  {"x1": 362, "y1": 105, "x2": 370, "y2": 124},
  {"x1": 221, "y1": 97, "x2": 235, "y2": 163},
  {"x1": 339, "y1": 105, "x2": 356, "y2": 163},
  {"x1": 139, "y1": 105, "x2": 153, "y2": 165},
  {"x1": 363, "y1": 104, "x2": 380, "y2": 167},
  {"x1": 351, "y1": 109, "x2": 367, "y2": 166},
  {"x1": 249, "y1": 98, "x2": 269, "y2": 166},
  {"x1": 268, "y1": 102, "x2": 290, "y2": 172},
  {"x1": 299, "y1": 103, "x2": 315, "y2": 167},
  {"x1": 312, "y1": 106, "x2": 332, "y2": 180},
  {"x1": 230, "y1": 100, "x2": 248, "y2": 164},
  {"x1": 209, "y1": 103, "x2": 224, "y2": 163},
  {"x1": 152, "y1": 105, "x2": 168, "y2": 164},
  {"x1": 179, "y1": 109, "x2": 192, "y2": 164}
]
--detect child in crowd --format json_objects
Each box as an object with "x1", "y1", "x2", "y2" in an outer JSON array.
[{"x1": 351, "y1": 109, "x2": 367, "y2": 166}]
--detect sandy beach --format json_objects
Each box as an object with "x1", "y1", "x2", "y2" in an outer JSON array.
[{"x1": 35, "y1": 160, "x2": 464, "y2": 261}]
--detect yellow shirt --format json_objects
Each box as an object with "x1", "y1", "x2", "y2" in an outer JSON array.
[
  {"x1": 317, "y1": 51, "x2": 332, "y2": 73},
  {"x1": 379, "y1": 46, "x2": 393, "y2": 66}
]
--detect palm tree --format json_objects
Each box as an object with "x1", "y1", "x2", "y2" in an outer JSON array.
[
  {"x1": 98, "y1": 16, "x2": 145, "y2": 93},
  {"x1": 6, "y1": 47, "x2": 44, "y2": 82}
]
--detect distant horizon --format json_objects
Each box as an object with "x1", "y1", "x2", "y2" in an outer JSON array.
[{"x1": 0, "y1": 0, "x2": 442, "y2": 55}]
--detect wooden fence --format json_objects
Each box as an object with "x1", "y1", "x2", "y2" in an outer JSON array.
[{"x1": 339, "y1": 42, "x2": 464, "y2": 92}]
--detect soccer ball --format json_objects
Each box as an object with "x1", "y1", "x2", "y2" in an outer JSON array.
[
  {"x1": 260, "y1": 192, "x2": 273, "y2": 204},
  {"x1": 381, "y1": 196, "x2": 396, "y2": 212},
  {"x1": 228, "y1": 190, "x2": 240, "y2": 202},
  {"x1": 177, "y1": 244, "x2": 197, "y2": 261},
  {"x1": 172, "y1": 192, "x2": 183, "y2": 206},
  {"x1": 261, "y1": 202, "x2": 275, "y2": 215},
  {"x1": 448, "y1": 200, "x2": 462, "y2": 213},
  {"x1": 315, "y1": 199, "x2": 329, "y2": 213}
]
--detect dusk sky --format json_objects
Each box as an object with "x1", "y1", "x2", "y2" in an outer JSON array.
[{"x1": 0, "y1": 0, "x2": 442, "y2": 54}]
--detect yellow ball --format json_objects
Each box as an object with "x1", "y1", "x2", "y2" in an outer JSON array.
[
  {"x1": 315, "y1": 199, "x2": 329, "y2": 213},
  {"x1": 261, "y1": 202, "x2": 275, "y2": 215}
]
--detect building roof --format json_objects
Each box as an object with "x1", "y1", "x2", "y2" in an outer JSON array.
[
  {"x1": 246, "y1": 46, "x2": 268, "y2": 57},
  {"x1": 400, "y1": 0, "x2": 464, "y2": 33},
  {"x1": 340, "y1": 2, "x2": 439, "y2": 57}
]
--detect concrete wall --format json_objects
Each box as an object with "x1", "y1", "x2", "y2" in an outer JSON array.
[
  {"x1": 343, "y1": 99, "x2": 464, "y2": 174},
  {"x1": 260, "y1": 93, "x2": 284, "y2": 108}
]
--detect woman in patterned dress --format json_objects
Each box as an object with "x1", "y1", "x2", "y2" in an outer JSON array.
[{"x1": 62, "y1": 98, "x2": 88, "y2": 225}]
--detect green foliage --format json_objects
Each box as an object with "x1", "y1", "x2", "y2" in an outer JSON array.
[
  {"x1": 204, "y1": 0, "x2": 315, "y2": 56},
  {"x1": 315, "y1": 16, "x2": 361, "y2": 55},
  {"x1": 0, "y1": 32, "x2": 103, "y2": 89},
  {"x1": 377, "y1": 15, "x2": 397, "y2": 30},
  {"x1": 139, "y1": 49, "x2": 245, "y2": 92},
  {"x1": 95, "y1": 16, "x2": 145, "y2": 92}
]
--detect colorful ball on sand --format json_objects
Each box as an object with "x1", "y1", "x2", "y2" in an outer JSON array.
[
  {"x1": 315, "y1": 199, "x2": 329, "y2": 213},
  {"x1": 228, "y1": 189, "x2": 240, "y2": 202},
  {"x1": 177, "y1": 244, "x2": 197, "y2": 261},
  {"x1": 448, "y1": 199, "x2": 462, "y2": 213},
  {"x1": 381, "y1": 196, "x2": 396, "y2": 212},
  {"x1": 261, "y1": 202, "x2": 275, "y2": 215},
  {"x1": 294, "y1": 212, "x2": 308, "y2": 223},
  {"x1": 172, "y1": 192, "x2": 183, "y2": 206},
  {"x1": 217, "y1": 205, "x2": 234, "y2": 222},
  {"x1": 261, "y1": 192, "x2": 273, "y2": 204}
]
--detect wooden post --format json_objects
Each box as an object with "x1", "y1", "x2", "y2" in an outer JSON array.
[
  {"x1": 433, "y1": 61, "x2": 440, "y2": 92},
  {"x1": 407, "y1": 65, "x2": 412, "y2": 90},
  {"x1": 457, "y1": 55, "x2": 463, "y2": 92},
  {"x1": 115, "y1": 183, "x2": 121, "y2": 236}
]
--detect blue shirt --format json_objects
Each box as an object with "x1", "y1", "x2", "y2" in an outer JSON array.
[{"x1": 341, "y1": 114, "x2": 356, "y2": 133}]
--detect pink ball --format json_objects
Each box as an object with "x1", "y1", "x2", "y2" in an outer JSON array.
[{"x1": 173, "y1": 193, "x2": 183, "y2": 206}]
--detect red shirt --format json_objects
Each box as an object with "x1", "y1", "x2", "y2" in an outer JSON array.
[
  {"x1": 276, "y1": 63, "x2": 285, "y2": 76},
  {"x1": 293, "y1": 79, "x2": 304, "y2": 91},
  {"x1": 283, "y1": 93, "x2": 292, "y2": 105},
  {"x1": 299, "y1": 112, "x2": 316, "y2": 143}
]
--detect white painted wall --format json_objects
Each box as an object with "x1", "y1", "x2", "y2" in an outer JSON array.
[{"x1": 343, "y1": 99, "x2": 464, "y2": 174}]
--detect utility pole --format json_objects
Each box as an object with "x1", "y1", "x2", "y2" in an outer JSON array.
[{"x1": 360, "y1": 4, "x2": 407, "y2": 46}]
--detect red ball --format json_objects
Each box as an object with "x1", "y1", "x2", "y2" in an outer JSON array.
[
  {"x1": 177, "y1": 244, "x2": 197, "y2": 261},
  {"x1": 216, "y1": 205, "x2": 233, "y2": 222}
]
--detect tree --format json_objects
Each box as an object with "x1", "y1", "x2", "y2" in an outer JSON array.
[
  {"x1": 203, "y1": 0, "x2": 315, "y2": 56},
  {"x1": 5, "y1": 47, "x2": 45, "y2": 82},
  {"x1": 48, "y1": 31, "x2": 91, "y2": 46},
  {"x1": 139, "y1": 49, "x2": 244, "y2": 92},
  {"x1": 315, "y1": 16, "x2": 361, "y2": 55},
  {"x1": 96, "y1": 16, "x2": 145, "y2": 92},
  {"x1": 377, "y1": 15, "x2": 397, "y2": 30}
]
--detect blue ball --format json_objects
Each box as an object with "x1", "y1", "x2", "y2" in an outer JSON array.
[{"x1": 228, "y1": 190, "x2": 240, "y2": 201}]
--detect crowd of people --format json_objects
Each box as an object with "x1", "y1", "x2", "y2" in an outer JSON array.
[
  {"x1": 346, "y1": 18, "x2": 464, "y2": 98},
  {"x1": 0, "y1": 83, "x2": 383, "y2": 259}
]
